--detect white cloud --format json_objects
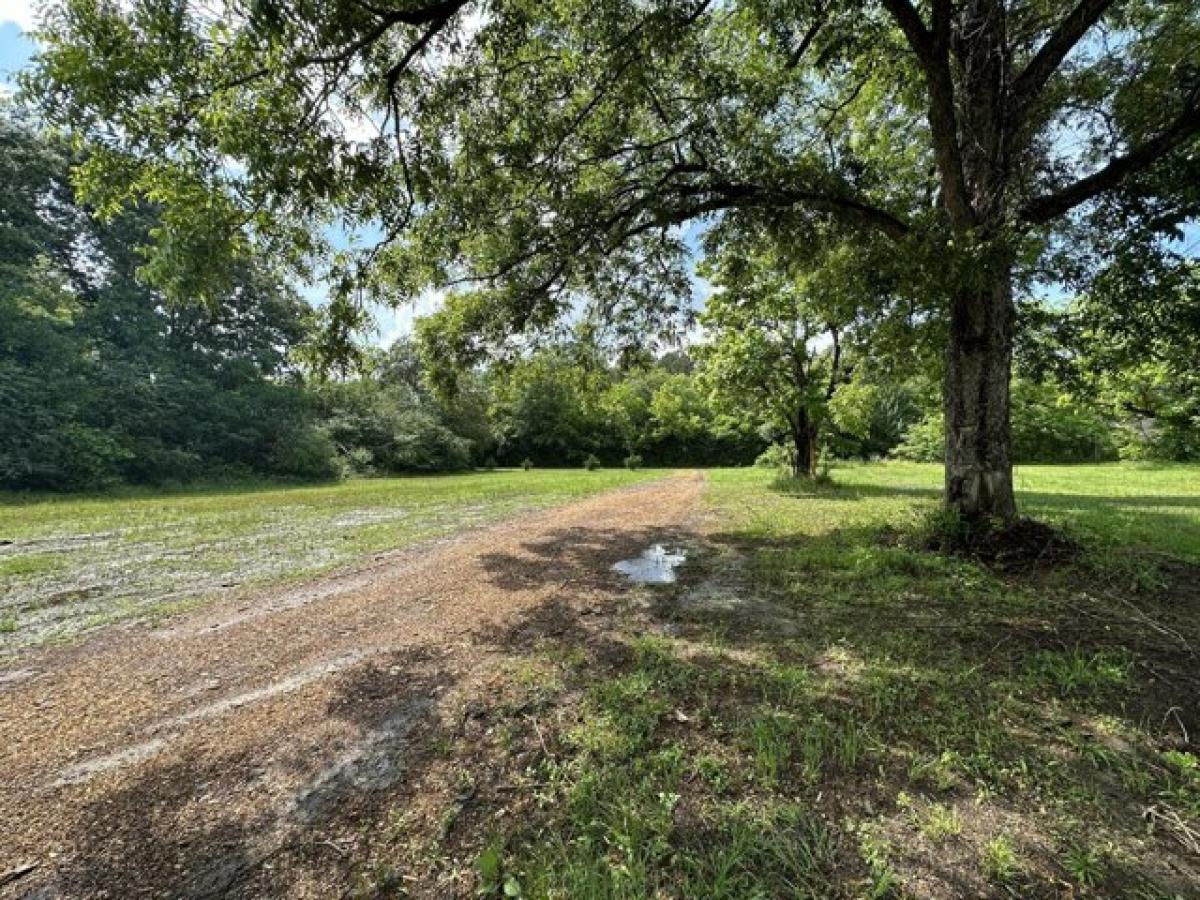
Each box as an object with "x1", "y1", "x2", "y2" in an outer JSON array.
[
  {"x1": 375, "y1": 289, "x2": 445, "y2": 346},
  {"x1": 0, "y1": 0, "x2": 38, "y2": 31}
]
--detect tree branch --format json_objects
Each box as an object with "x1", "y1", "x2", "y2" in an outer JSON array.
[
  {"x1": 1020, "y1": 97, "x2": 1200, "y2": 223},
  {"x1": 878, "y1": 0, "x2": 934, "y2": 67},
  {"x1": 1010, "y1": 0, "x2": 1120, "y2": 121},
  {"x1": 381, "y1": 5, "x2": 463, "y2": 100},
  {"x1": 785, "y1": 15, "x2": 825, "y2": 70},
  {"x1": 879, "y1": 0, "x2": 974, "y2": 229},
  {"x1": 608, "y1": 177, "x2": 911, "y2": 243}
]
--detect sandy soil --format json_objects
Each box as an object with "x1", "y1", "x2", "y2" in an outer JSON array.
[{"x1": 0, "y1": 473, "x2": 704, "y2": 899}]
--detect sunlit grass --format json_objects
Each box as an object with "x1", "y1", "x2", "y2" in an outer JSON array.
[{"x1": 0, "y1": 468, "x2": 668, "y2": 651}]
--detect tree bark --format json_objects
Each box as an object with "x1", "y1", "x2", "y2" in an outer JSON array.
[
  {"x1": 790, "y1": 408, "x2": 819, "y2": 479},
  {"x1": 944, "y1": 267, "x2": 1017, "y2": 521},
  {"x1": 939, "y1": 0, "x2": 1018, "y2": 522}
]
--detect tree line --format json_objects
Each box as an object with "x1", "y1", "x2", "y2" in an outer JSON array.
[{"x1": 4, "y1": 103, "x2": 1196, "y2": 491}]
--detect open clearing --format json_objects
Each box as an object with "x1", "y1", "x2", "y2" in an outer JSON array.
[
  {"x1": 2, "y1": 463, "x2": 1199, "y2": 898},
  {"x1": 0, "y1": 469, "x2": 663, "y2": 655}
]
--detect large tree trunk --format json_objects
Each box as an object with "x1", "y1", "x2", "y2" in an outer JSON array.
[
  {"x1": 944, "y1": 268, "x2": 1017, "y2": 521},
  {"x1": 934, "y1": 0, "x2": 1018, "y2": 522},
  {"x1": 789, "y1": 408, "x2": 819, "y2": 479}
]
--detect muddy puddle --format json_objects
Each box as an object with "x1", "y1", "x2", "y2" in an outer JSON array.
[{"x1": 613, "y1": 544, "x2": 687, "y2": 584}]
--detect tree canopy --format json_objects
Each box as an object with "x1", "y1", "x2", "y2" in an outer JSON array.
[{"x1": 24, "y1": 0, "x2": 1200, "y2": 517}]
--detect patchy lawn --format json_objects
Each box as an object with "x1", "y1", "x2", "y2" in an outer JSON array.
[
  {"x1": 0, "y1": 468, "x2": 665, "y2": 654},
  {"x1": 352, "y1": 463, "x2": 1200, "y2": 899}
]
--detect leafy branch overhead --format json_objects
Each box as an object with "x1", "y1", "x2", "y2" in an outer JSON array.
[{"x1": 31, "y1": 1, "x2": 1198, "y2": 309}]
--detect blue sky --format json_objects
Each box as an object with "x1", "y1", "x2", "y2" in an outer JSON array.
[{"x1": 0, "y1": 20, "x2": 32, "y2": 82}]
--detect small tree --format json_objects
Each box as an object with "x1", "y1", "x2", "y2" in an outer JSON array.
[{"x1": 699, "y1": 227, "x2": 893, "y2": 478}]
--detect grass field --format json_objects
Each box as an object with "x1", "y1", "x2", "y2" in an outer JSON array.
[
  {"x1": 0, "y1": 468, "x2": 664, "y2": 653},
  {"x1": 5, "y1": 462, "x2": 1199, "y2": 896},
  {"x1": 370, "y1": 462, "x2": 1200, "y2": 899}
]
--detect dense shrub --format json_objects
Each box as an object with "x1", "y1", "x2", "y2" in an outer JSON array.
[
  {"x1": 1117, "y1": 418, "x2": 1200, "y2": 461},
  {"x1": 894, "y1": 381, "x2": 1118, "y2": 463},
  {"x1": 624, "y1": 453, "x2": 643, "y2": 470},
  {"x1": 267, "y1": 428, "x2": 341, "y2": 480},
  {"x1": 374, "y1": 410, "x2": 472, "y2": 472},
  {"x1": 829, "y1": 381, "x2": 924, "y2": 458},
  {"x1": 583, "y1": 453, "x2": 601, "y2": 471},
  {"x1": 316, "y1": 379, "x2": 473, "y2": 475},
  {"x1": 891, "y1": 414, "x2": 944, "y2": 462},
  {"x1": 1011, "y1": 383, "x2": 1118, "y2": 462}
]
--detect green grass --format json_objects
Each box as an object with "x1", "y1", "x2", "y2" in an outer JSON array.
[
  {"x1": 0, "y1": 468, "x2": 666, "y2": 652},
  {"x1": 822, "y1": 460, "x2": 1200, "y2": 562},
  {"x1": 373, "y1": 462, "x2": 1200, "y2": 899}
]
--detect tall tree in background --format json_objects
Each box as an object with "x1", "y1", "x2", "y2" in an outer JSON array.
[
  {"x1": 28, "y1": 0, "x2": 1200, "y2": 520},
  {"x1": 0, "y1": 106, "x2": 330, "y2": 488}
]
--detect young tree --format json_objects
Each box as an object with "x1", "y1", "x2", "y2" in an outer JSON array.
[
  {"x1": 30, "y1": 0, "x2": 1200, "y2": 519},
  {"x1": 700, "y1": 249, "x2": 847, "y2": 479}
]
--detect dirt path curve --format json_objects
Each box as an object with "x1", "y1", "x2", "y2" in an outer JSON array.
[{"x1": 0, "y1": 473, "x2": 704, "y2": 899}]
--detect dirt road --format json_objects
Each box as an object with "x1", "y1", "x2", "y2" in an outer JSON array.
[{"x1": 0, "y1": 473, "x2": 704, "y2": 898}]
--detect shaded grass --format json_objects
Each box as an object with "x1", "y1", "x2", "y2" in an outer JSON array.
[
  {"x1": 358, "y1": 463, "x2": 1200, "y2": 899},
  {"x1": 824, "y1": 460, "x2": 1200, "y2": 563}
]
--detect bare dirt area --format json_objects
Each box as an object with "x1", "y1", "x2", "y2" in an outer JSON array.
[{"x1": 0, "y1": 473, "x2": 705, "y2": 899}]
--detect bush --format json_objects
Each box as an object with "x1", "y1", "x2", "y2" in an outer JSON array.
[
  {"x1": 828, "y1": 380, "x2": 923, "y2": 458},
  {"x1": 375, "y1": 410, "x2": 473, "y2": 472},
  {"x1": 892, "y1": 414, "x2": 943, "y2": 462},
  {"x1": 583, "y1": 453, "x2": 601, "y2": 471},
  {"x1": 1117, "y1": 416, "x2": 1200, "y2": 461},
  {"x1": 754, "y1": 444, "x2": 793, "y2": 471},
  {"x1": 521, "y1": 458, "x2": 534, "y2": 470},
  {"x1": 1010, "y1": 381, "x2": 1117, "y2": 462},
  {"x1": 267, "y1": 427, "x2": 340, "y2": 480},
  {"x1": 339, "y1": 446, "x2": 376, "y2": 477},
  {"x1": 623, "y1": 453, "x2": 643, "y2": 470}
]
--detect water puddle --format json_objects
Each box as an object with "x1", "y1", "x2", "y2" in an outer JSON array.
[{"x1": 613, "y1": 544, "x2": 687, "y2": 584}]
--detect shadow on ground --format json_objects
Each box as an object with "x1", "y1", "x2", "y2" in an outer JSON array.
[
  {"x1": 40, "y1": 525, "x2": 687, "y2": 899},
  {"x1": 36, "y1": 512, "x2": 1200, "y2": 899}
]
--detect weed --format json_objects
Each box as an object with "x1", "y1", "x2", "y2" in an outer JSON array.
[
  {"x1": 1022, "y1": 648, "x2": 1131, "y2": 695},
  {"x1": 692, "y1": 753, "x2": 731, "y2": 793},
  {"x1": 854, "y1": 822, "x2": 899, "y2": 899},
  {"x1": 982, "y1": 835, "x2": 1021, "y2": 882},
  {"x1": 746, "y1": 712, "x2": 795, "y2": 786},
  {"x1": 1062, "y1": 843, "x2": 1109, "y2": 887},
  {"x1": 919, "y1": 803, "x2": 962, "y2": 841}
]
